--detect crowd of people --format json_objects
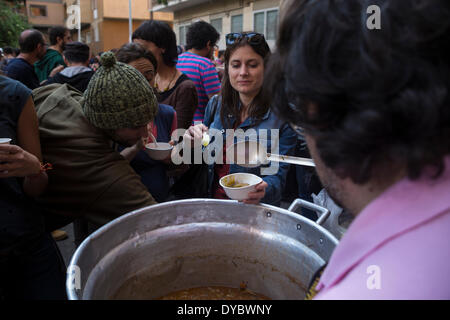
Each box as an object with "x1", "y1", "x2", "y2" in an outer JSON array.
[{"x1": 0, "y1": 0, "x2": 449, "y2": 300}]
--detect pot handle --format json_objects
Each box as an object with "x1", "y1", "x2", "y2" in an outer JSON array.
[{"x1": 287, "y1": 198, "x2": 330, "y2": 226}]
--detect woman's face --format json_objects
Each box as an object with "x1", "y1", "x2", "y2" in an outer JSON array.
[
  {"x1": 133, "y1": 39, "x2": 164, "y2": 69},
  {"x1": 129, "y1": 57, "x2": 156, "y2": 88},
  {"x1": 228, "y1": 45, "x2": 265, "y2": 97}
]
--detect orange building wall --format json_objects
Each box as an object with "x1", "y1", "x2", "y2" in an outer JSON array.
[
  {"x1": 27, "y1": 1, "x2": 65, "y2": 27},
  {"x1": 101, "y1": 19, "x2": 146, "y2": 51},
  {"x1": 103, "y1": 0, "x2": 149, "y2": 20}
]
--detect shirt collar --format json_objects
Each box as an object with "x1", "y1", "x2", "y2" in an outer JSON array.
[{"x1": 317, "y1": 156, "x2": 450, "y2": 291}]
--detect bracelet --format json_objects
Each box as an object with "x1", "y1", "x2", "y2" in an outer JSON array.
[
  {"x1": 40, "y1": 162, "x2": 53, "y2": 172},
  {"x1": 27, "y1": 162, "x2": 53, "y2": 179}
]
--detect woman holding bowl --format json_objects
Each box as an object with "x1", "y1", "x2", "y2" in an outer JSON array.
[{"x1": 183, "y1": 32, "x2": 296, "y2": 206}]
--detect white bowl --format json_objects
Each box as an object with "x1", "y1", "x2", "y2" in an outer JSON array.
[
  {"x1": 145, "y1": 142, "x2": 173, "y2": 161},
  {"x1": 219, "y1": 173, "x2": 263, "y2": 201}
]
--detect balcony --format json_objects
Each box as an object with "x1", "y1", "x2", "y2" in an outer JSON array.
[{"x1": 151, "y1": 0, "x2": 211, "y2": 13}]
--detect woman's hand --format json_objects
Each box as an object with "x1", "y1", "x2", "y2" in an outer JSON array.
[
  {"x1": 0, "y1": 144, "x2": 40, "y2": 178},
  {"x1": 242, "y1": 181, "x2": 268, "y2": 205},
  {"x1": 183, "y1": 124, "x2": 208, "y2": 147}
]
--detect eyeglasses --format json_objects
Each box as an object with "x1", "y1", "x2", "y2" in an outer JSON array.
[{"x1": 225, "y1": 32, "x2": 265, "y2": 46}]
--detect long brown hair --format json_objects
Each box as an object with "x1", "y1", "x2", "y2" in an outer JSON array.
[{"x1": 220, "y1": 33, "x2": 271, "y2": 128}]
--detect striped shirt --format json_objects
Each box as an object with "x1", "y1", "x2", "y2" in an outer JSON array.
[{"x1": 176, "y1": 52, "x2": 221, "y2": 122}]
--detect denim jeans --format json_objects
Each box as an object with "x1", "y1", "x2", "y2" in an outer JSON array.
[{"x1": 0, "y1": 232, "x2": 67, "y2": 300}]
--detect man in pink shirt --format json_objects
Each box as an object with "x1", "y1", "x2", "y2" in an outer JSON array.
[{"x1": 266, "y1": 0, "x2": 450, "y2": 299}]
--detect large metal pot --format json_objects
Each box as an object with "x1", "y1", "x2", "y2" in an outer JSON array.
[{"x1": 67, "y1": 199, "x2": 338, "y2": 300}]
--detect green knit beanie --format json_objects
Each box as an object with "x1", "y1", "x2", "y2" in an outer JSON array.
[{"x1": 82, "y1": 51, "x2": 157, "y2": 129}]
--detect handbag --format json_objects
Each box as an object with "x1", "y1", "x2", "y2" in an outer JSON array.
[{"x1": 168, "y1": 96, "x2": 219, "y2": 199}]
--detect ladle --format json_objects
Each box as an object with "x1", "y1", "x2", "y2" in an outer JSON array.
[{"x1": 227, "y1": 140, "x2": 315, "y2": 168}]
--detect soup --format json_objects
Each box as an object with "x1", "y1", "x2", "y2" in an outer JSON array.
[{"x1": 158, "y1": 286, "x2": 270, "y2": 300}]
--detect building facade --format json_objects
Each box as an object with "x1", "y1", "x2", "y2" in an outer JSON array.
[
  {"x1": 26, "y1": 0, "x2": 65, "y2": 39},
  {"x1": 151, "y1": 0, "x2": 283, "y2": 50},
  {"x1": 61, "y1": 0, "x2": 173, "y2": 55}
]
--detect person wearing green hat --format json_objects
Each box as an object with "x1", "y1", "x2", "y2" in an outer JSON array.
[{"x1": 32, "y1": 51, "x2": 158, "y2": 232}]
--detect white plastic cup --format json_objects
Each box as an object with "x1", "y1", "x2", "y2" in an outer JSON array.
[
  {"x1": 0, "y1": 138, "x2": 11, "y2": 153},
  {"x1": 0, "y1": 138, "x2": 11, "y2": 168}
]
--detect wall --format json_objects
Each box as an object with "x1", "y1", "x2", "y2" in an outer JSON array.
[
  {"x1": 27, "y1": 0, "x2": 65, "y2": 27},
  {"x1": 253, "y1": 0, "x2": 280, "y2": 11},
  {"x1": 103, "y1": 0, "x2": 150, "y2": 20},
  {"x1": 101, "y1": 19, "x2": 146, "y2": 51}
]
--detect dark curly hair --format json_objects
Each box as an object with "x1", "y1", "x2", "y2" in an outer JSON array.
[
  {"x1": 185, "y1": 21, "x2": 220, "y2": 51},
  {"x1": 265, "y1": 0, "x2": 450, "y2": 184},
  {"x1": 115, "y1": 42, "x2": 158, "y2": 70},
  {"x1": 132, "y1": 20, "x2": 178, "y2": 67},
  {"x1": 221, "y1": 33, "x2": 271, "y2": 128},
  {"x1": 49, "y1": 26, "x2": 68, "y2": 45}
]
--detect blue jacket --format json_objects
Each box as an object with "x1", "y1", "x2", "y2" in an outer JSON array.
[{"x1": 203, "y1": 96, "x2": 297, "y2": 206}]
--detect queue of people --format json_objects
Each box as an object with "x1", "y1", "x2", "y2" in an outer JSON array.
[{"x1": 1, "y1": 0, "x2": 449, "y2": 300}]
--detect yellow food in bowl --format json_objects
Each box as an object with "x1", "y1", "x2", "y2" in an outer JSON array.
[{"x1": 222, "y1": 176, "x2": 250, "y2": 188}]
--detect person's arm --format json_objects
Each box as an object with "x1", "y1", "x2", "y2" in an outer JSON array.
[
  {"x1": 49, "y1": 65, "x2": 64, "y2": 78},
  {"x1": 201, "y1": 62, "x2": 221, "y2": 100},
  {"x1": 0, "y1": 96, "x2": 48, "y2": 197}
]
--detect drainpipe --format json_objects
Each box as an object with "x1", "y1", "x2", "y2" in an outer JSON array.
[
  {"x1": 78, "y1": 0, "x2": 81, "y2": 41},
  {"x1": 129, "y1": 0, "x2": 132, "y2": 43}
]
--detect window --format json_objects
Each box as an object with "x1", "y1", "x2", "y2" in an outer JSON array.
[
  {"x1": 93, "y1": 24, "x2": 99, "y2": 42},
  {"x1": 253, "y1": 9, "x2": 279, "y2": 41},
  {"x1": 86, "y1": 32, "x2": 92, "y2": 44},
  {"x1": 254, "y1": 12, "x2": 265, "y2": 34},
  {"x1": 179, "y1": 24, "x2": 190, "y2": 46},
  {"x1": 179, "y1": 26, "x2": 186, "y2": 46},
  {"x1": 210, "y1": 18, "x2": 222, "y2": 35},
  {"x1": 30, "y1": 5, "x2": 47, "y2": 17},
  {"x1": 266, "y1": 10, "x2": 278, "y2": 40},
  {"x1": 231, "y1": 14, "x2": 243, "y2": 33}
]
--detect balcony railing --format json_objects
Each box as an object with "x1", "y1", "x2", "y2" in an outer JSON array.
[{"x1": 151, "y1": 0, "x2": 211, "y2": 12}]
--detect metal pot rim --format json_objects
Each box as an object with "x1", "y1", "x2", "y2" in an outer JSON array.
[{"x1": 67, "y1": 199, "x2": 339, "y2": 300}]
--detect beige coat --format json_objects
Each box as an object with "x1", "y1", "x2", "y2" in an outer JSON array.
[{"x1": 33, "y1": 84, "x2": 156, "y2": 225}]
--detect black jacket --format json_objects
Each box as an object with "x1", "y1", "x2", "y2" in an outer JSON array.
[{"x1": 46, "y1": 70, "x2": 95, "y2": 92}]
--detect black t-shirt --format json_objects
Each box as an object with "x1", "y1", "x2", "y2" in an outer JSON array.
[
  {"x1": 0, "y1": 76, "x2": 44, "y2": 254},
  {"x1": 5, "y1": 58, "x2": 40, "y2": 90},
  {"x1": 157, "y1": 73, "x2": 190, "y2": 102}
]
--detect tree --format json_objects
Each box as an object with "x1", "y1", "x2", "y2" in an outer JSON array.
[
  {"x1": 157, "y1": 0, "x2": 168, "y2": 5},
  {"x1": 0, "y1": 0, "x2": 31, "y2": 48}
]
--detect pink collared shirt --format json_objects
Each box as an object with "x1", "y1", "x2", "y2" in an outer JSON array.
[{"x1": 315, "y1": 157, "x2": 450, "y2": 300}]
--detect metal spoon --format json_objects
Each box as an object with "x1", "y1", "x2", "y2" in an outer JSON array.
[
  {"x1": 148, "y1": 131, "x2": 159, "y2": 147},
  {"x1": 227, "y1": 140, "x2": 315, "y2": 168}
]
